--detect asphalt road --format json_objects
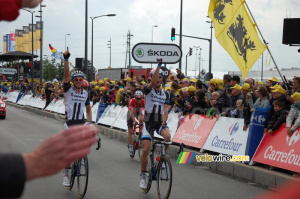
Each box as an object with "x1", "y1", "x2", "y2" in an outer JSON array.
[{"x1": 0, "y1": 105, "x2": 273, "y2": 199}]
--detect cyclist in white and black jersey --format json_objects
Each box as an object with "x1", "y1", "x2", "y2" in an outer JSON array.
[
  {"x1": 139, "y1": 59, "x2": 172, "y2": 190},
  {"x1": 62, "y1": 47, "x2": 92, "y2": 187}
]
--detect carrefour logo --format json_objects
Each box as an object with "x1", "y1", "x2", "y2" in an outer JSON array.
[
  {"x1": 286, "y1": 130, "x2": 300, "y2": 147},
  {"x1": 135, "y1": 48, "x2": 144, "y2": 58},
  {"x1": 254, "y1": 115, "x2": 266, "y2": 124},
  {"x1": 229, "y1": 122, "x2": 239, "y2": 136}
]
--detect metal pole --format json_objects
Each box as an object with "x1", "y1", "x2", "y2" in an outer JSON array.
[
  {"x1": 84, "y1": 0, "x2": 88, "y2": 81},
  {"x1": 39, "y1": 5, "x2": 43, "y2": 83},
  {"x1": 244, "y1": 2, "x2": 284, "y2": 83},
  {"x1": 194, "y1": 48, "x2": 198, "y2": 77},
  {"x1": 109, "y1": 38, "x2": 111, "y2": 67},
  {"x1": 199, "y1": 48, "x2": 202, "y2": 78},
  {"x1": 209, "y1": 21, "x2": 212, "y2": 74},
  {"x1": 185, "y1": 53, "x2": 188, "y2": 77},
  {"x1": 91, "y1": 18, "x2": 94, "y2": 76},
  {"x1": 31, "y1": 12, "x2": 34, "y2": 92},
  {"x1": 179, "y1": 0, "x2": 183, "y2": 70},
  {"x1": 261, "y1": 53, "x2": 263, "y2": 81}
]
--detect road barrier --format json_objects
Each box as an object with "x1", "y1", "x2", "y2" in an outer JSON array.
[{"x1": 3, "y1": 91, "x2": 300, "y2": 172}]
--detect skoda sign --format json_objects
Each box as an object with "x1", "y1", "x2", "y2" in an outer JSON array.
[{"x1": 132, "y1": 43, "x2": 182, "y2": 64}]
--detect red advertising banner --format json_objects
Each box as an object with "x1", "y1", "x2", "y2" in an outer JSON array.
[
  {"x1": 253, "y1": 124, "x2": 300, "y2": 173},
  {"x1": 172, "y1": 114, "x2": 216, "y2": 149}
]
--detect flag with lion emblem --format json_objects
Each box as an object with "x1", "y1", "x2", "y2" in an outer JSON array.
[{"x1": 208, "y1": 0, "x2": 267, "y2": 79}]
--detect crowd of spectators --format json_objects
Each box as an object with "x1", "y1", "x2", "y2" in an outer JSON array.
[{"x1": 2, "y1": 73, "x2": 300, "y2": 138}]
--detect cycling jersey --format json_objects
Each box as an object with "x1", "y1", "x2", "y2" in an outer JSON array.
[
  {"x1": 64, "y1": 82, "x2": 90, "y2": 126},
  {"x1": 127, "y1": 98, "x2": 145, "y2": 127},
  {"x1": 128, "y1": 98, "x2": 145, "y2": 113},
  {"x1": 142, "y1": 85, "x2": 171, "y2": 140}
]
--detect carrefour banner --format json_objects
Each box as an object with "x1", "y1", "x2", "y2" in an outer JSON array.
[
  {"x1": 172, "y1": 114, "x2": 216, "y2": 149},
  {"x1": 245, "y1": 107, "x2": 270, "y2": 161},
  {"x1": 202, "y1": 117, "x2": 249, "y2": 156},
  {"x1": 6, "y1": 34, "x2": 11, "y2": 52},
  {"x1": 253, "y1": 125, "x2": 300, "y2": 173}
]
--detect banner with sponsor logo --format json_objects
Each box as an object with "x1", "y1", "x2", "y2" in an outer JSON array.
[
  {"x1": 245, "y1": 107, "x2": 270, "y2": 162},
  {"x1": 6, "y1": 34, "x2": 11, "y2": 52},
  {"x1": 16, "y1": 29, "x2": 24, "y2": 51},
  {"x1": 172, "y1": 114, "x2": 216, "y2": 149},
  {"x1": 23, "y1": 26, "x2": 29, "y2": 52},
  {"x1": 202, "y1": 117, "x2": 249, "y2": 156},
  {"x1": 111, "y1": 106, "x2": 128, "y2": 130},
  {"x1": 253, "y1": 124, "x2": 300, "y2": 173},
  {"x1": 10, "y1": 32, "x2": 16, "y2": 52},
  {"x1": 97, "y1": 105, "x2": 123, "y2": 126}
]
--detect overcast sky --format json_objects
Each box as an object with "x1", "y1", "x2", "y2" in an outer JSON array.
[{"x1": 1, "y1": 0, "x2": 300, "y2": 76}]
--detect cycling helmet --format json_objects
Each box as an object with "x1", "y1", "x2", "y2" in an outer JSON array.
[
  {"x1": 94, "y1": 86, "x2": 100, "y2": 90},
  {"x1": 150, "y1": 68, "x2": 164, "y2": 77},
  {"x1": 134, "y1": 90, "x2": 143, "y2": 99},
  {"x1": 82, "y1": 80, "x2": 89, "y2": 87},
  {"x1": 71, "y1": 70, "x2": 85, "y2": 79}
]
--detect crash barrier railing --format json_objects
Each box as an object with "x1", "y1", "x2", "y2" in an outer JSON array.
[{"x1": 3, "y1": 91, "x2": 300, "y2": 174}]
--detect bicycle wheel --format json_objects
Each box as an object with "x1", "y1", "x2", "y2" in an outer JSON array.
[
  {"x1": 77, "y1": 156, "x2": 89, "y2": 198},
  {"x1": 143, "y1": 154, "x2": 153, "y2": 194},
  {"x1": 156, "y1": 156, "x2": 172, "y2": 199},
  {"x1": 68, "y1": 163, "x2": 76, "y2": 190}
]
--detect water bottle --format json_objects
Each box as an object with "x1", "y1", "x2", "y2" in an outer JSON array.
[{"x1": 152, "y1": 156, "x2": 160, "y2": 180}]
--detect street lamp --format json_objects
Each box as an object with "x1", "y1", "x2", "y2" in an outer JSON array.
[
  {"x1": 107, "y1": 38, "x2": 111, "y2": 67},
  {"x1": 151, "y1": 25, "x2": 158, "y2": 68},
  {"x1": 65, "y1": 34, "x2": 70, "y2": 51},
  {"x1": 22, "y1": 8, "x2": 35, "y2": 91},
  {"x1": 90, "y1": 14, "x2": 116, "y2": 80},
  {"x1": 35, "y1": 3, "x2": 46, "y2": 83}
]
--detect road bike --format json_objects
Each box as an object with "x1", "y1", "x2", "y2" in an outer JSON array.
[
  {"x1": 132, "y1": 121, "x2": 142, "y2": 159},
  {"x1": 143, "y1": 141, "x2": 184, "y2": 199},
  {"x1": 67, "y1": 138, "x2": 101, "y2": 198}
]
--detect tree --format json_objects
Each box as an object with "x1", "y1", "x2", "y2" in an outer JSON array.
[{"x1": 43, "y1": 58, "x2": 58, "y2": 81}]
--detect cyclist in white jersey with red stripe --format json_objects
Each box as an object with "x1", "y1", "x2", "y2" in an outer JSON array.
[
  {"x1": 62, "y1": 47, "x2": 92, "y2": 186},
  {"x1": 140, "y1": 58, "x2": 172, "y2": 190}
]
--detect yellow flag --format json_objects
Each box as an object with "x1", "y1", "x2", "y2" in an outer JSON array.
[
  {"x1": 3, "y1": 36, "x2": 6, "y2": 53},
  {"x1": 208, "y1": 0, "x2": 267, "y2": 79},
  {"x1": 23, "y1": 26, "x2": 30, "y2": 52}
]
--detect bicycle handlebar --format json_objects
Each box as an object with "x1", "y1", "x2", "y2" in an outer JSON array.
[{"x1": 153, "y1": 141, "x2": 185, "y2": 154}]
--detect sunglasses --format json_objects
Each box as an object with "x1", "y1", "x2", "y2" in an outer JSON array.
[
  {"x1": 73, "y1": 78, "x2": 83, "y2": 82},
  {"x1": 135, "y1": 98, "x2": 142, "y2": 100}
]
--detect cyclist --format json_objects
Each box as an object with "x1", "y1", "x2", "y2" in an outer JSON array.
[
  {"x1": 62, "y1": 47, "x2": 92, "y2": 187},
  {"x1": 140, "y1": 59, "x2": 171, "y2": 190},
  {"x1": 127, "y1": 90, "x2": 145, "y2": 157}
]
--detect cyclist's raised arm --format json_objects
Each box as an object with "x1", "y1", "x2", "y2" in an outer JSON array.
[
  {"x1": 147, "y1": 59, "x2": 163, "y2": 91},
  {"x1": 63, "y1": 47, "x2": 71, "y2": 83}
]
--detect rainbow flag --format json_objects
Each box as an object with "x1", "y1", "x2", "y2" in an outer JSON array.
[{"x1": 176, "y1": 152, "x2": 196, "y2": 164}]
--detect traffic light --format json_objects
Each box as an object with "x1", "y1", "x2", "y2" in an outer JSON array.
[
  {"x1": 189, "y1": 47, "x2": 193, "y2": 56},
  {"x1": 171, "y1": 27, "x2": 175, "y2": 41},
  {"x1": 130, "y1": 68, "x2": 134, "y2": 78}
]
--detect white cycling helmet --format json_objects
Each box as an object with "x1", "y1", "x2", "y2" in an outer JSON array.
[
  {"x1": 71, "y1": 70, "x2": 85, "y2": 79},
  {"x1": 150, "y1": 68, "x2": 164, "y2": 77},
  {"x1": 134, "y1": 90, "x2": 143, "y2": 99}
]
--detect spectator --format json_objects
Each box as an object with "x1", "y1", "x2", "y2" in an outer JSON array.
[
  {"x1": 176, "y1": 68, "x2": 185, "y2": 80},
  {"x1": 248, "y1": 86, "x2": 270, "y2": 110},
  {"x1": 231, "y1": 75, "x2": 240, "y2": 86},
  {"x1": 44, "y1": 81, "x2": 53, "y2": 109},
  {"x1": 211, "y1": 91, "x2": 226, "y2": 114},
  {"x1": 229, "y1": 99, "x2": 244, "y2": 118},
  {"x1": 292, "y1": 77, "x2": 300, "y2": 93},
  {"x1": 226, "y1": 84, "x2": 244, "y2": 116},
  {"x1": 264, "y1": 100, "x2": 288, "y2": 134},
  {"x1": 92, "y1": 86, "x2": 100, "y2": 105},
  {"x1": 286, "y1": 92, "x2": 300, "y2": 136},
  {"x1": 223, "y1": 74, "x2": 232, "y2": 88}
]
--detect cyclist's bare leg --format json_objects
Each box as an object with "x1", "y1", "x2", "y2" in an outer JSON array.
[
  {"x1": 160, "y1": 128, "x2": 171, "y2": 150},
  {"x1": 141, "y1": 140, "x2": 151, "y2": 171},
  {"x1": 127, "y1": 127, "x2": 133, "y2": 145}
]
